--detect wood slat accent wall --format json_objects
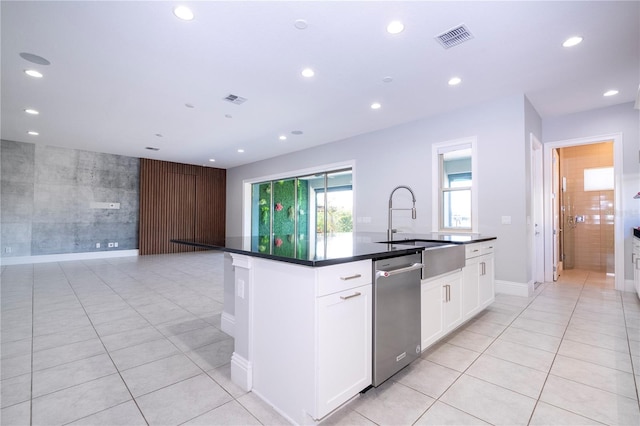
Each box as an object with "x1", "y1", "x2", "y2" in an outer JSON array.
[{"x1": 139, "y1": 159, "x2": 226, "y2": 255}]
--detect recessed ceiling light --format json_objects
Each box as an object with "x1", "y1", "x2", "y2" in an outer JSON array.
[
  {"x1": 279, "y1": 135, "x2": 287, "y2": 141},
  {"x1": 294, "y1": 19, "x2": 308, "y2": 30},
  {"x1": 209, "y1": 158, "x2": 216, "y2": 162},
  {"x1": 448, "y1": 77, "x2": 462, "y2": 86},
  {"x1": 19, "y1": 52, "x2": 50, "y2": 66},
  {"x1": 237, "y1": 149, "x2": 245, "y2": 153},
  {"x1": 371, "y1": 102, "x2": 382, "y2": 110},
  {"x1": 382, "y1": 76, "x2": 393, "y2": 83},
  {"x1": 155, "y1": 133, "x2": 163, "y2": 137},
  {"x1": 225, "y1": 114, "x2": 233, "y2": 119},
  {"x1": 27, "y1": 131, "x2": 39, "y2": 136},
  {"x1": 185, "y1": 103, "x2": 194, "y2": 108},
  {"x1": 291, "y1": 130, "x2": 304, "y2": 135},
  {"x1": 603, "y1": 89, "x2": 619, "y2": 97},
  {"x1": 562, "y1": 36, "x2": 583, "y2": 47},
  {"x1": 24, "y1": 69, "x2": 43, "y2": 78},
  {"x1": 301, "y1": 68, "x2": 315, "y2": 78},
  {"x1": 145, "y1": 146, "x2": 160, "y2": 151},
  {"x1": 173, "y1": 6, "x2": 194, "y2": 21},
  {"x1": 387, "y1": 21, "x2": 404, "y2": 34},
  {"x1": 24, "y1": 108, "x2": 39, "y2": 115}
]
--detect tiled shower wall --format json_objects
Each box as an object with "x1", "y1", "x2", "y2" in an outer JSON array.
[
  {"x1": 559, "y1": 142, "x2": 614, "y2": 273},
  {"x1": 1, "y1": 140, "x2": 139, "y2": 258}
]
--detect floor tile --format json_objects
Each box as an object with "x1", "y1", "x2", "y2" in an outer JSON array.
[
  {"x1": 31, "y1": 373, "x2": 131, "y2": 425},
  {"x1": 155, "y1": 316, "x2": 210, "y2": 337},
  {"x1": 393, "y1": 358, "x2": 461, "y2": 399},
  {"x1": 136, "y1": 373, "x2": 232, "y2": 425},
  {"x1": 67, "y1": 400, "x2": 147, "y2": 426},
  {"x1": 206, "y1": 363, "x2": 249, "y2": 399},
  {"x1": 519, "y1": 307, "x2": 571, "y2": 326},
  {"x1": 498, "y1": 327, "x2": 562, "y2": 353},
  {"x1": 440, "y1": 374, "x2": 536, "y2": 425},
  {"x1": 100, "y1": 325, "x2": 164, "y2": 352},
  {"x1": 320, "y1": 407, "x2": 376, "y2": 425},
  {"x1": 121, "y1": 353, "x2": 201, "y2": 397},
  {"x1": 32, "y1": 353, "x2": 117, "y2": 398},
  {"x1": 510, "y1": 316, "x2": 566, "y2": 338},
  {"x1": 0, "y1": 353, "x2": 32, "y2": 380},
  {"x1": 186, "y1": 338, "x2": 234, "y2": 370},
  {"x1": 558, "y1": 339, "x2": 633, "y2": 373},
  {"x1": 1, "y1": 400, "x2": 30, "y2": 426},
  {"x1": 459, "y1": 318, "x2": 507, "y2": 338},
  {"x1": 466, "y1": 354, "x2": 547, "y2": 398},
  {"x1": 351, "y1": 381, "x2": 435, "y2": 425},
  {"x1": 446, "y1": 329, "x2": 494, "y2": 352},
  {"x1": 32, "y1": 325, "x2": 98, "y2": 353},
  {"x1": 415, "y1": 400, "x2": 490, "y2": 425},
  {"x1": 0, "y1": 338, "x2": 32, "y2": 360},
  {"x1": 1, "y1": 373, "x2": 31, "y2": 408},
  {"x1": 109, "y1": 337, "x2": 179, "y2": 371},
  {"x1": 564, "y1": 327, "x2": 630, "y2": 354},
  {"x1": 92, "y1": 315, "x2": 151, "y2": 337},
  {"x1": 32, "y1": 338, "x2": 106, "y2": 371},
  {"x1": 423, "y1": 342, "x2": 481, "y2": 372},
  {"x1": 485, "y1": 339, "x2": 555, "y2": 372},
  {"x1": 529, "y1": 401, "x2": 602, "y2": 425},
  {"x1": 540, "y1": 374, "x2": 640, "y2": 425},
  {"x1": 168, "y1": 325, "x2": 229, "y2": 352},
  {"x1": 550, "y1": 354, "x2": 638, "y2": 399},
  {"x1": 183, "y1": 400, "x2": 261, "y2": 425}
]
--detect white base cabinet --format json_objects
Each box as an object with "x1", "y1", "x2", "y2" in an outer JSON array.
[
  {"x1": 238, "y1": 256, "x2": 372, "y2": 425},
  {"x1": 421, "y1": 270, "x2": 463, "y2": 349},
  {"x1": 421, "y1": 240, "x2": 496, "y2": 352}
]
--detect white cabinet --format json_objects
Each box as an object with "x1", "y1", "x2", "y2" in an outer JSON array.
[
  {"x1": 421, "y1": 270, "x2": 463, "y2": 349},
  {"x1": 244, "y1": 257, "x2": 372, "y2": 425},
  {"x1": 633, "y1": 236, "x2": 640, "y2": 297},
  {"x1": 421, "y1": 240, "x2": 496, "y2": 353},
  {"x1": 462, "y1": 242, "x2": 495, "y2": 317},
  {"x1": 316, "y1": 284, "x2": 372, "y2": 416}
]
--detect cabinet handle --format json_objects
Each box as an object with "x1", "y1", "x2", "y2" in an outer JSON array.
[
  {"x1": 636, "y1": 258, "x2": 640, "y2": 270},
  {"x1": 482, "y1": 262, "x2": 486, "y2": 276},
  {"x1": 340, "y1": 292, "x2": 362, "y2": 300},
  {"x1": 340, "y1": 274, "x2": 362, "y2": 281}
]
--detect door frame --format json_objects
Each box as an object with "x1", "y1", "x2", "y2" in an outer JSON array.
[
  {"x1": 530, "y1": 134, "x2": 545, "y2": 284},
  {"x1": 542, "y1": 133, "x2": 624, "y2": 289}
]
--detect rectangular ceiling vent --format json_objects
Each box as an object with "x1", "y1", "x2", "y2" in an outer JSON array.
[
  {"x1": 223, "y1": 94, "x2": 247, "y2": 105},
  {"x1": 435, "y1": 24, "x2": 474, "y2": 49}
]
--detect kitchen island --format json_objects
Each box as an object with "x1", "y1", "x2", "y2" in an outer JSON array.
[{"x1": 173, "y1": 233, "x2": 496, "y2": 425}]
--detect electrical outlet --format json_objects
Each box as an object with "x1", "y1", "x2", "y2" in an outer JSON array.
[
  {"x1": 114, "y1": 242, "x2": 118, "y2": 247},
  {"x1": 108, "y1": 242, "x2": 114, "y2": 248},
  {"x1": 96, "y1": 243, "x2": 100, "y2": 248}
]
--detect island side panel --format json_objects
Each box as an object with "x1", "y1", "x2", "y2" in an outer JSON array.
[{"x1": 251, "y1": 257, "x2": 317, "y2": 424}]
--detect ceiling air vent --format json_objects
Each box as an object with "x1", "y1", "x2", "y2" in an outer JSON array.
[
  {"x1": 435, "y1": 24, "x2": 474, "y2": 49},
  {"x1": 223, "y1": 94, "x2": 247, "y2": 105}
]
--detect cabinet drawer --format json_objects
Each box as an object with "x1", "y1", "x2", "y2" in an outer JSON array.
[
  {"x1": 465, "y1": 241, "x2": 495, "y2": 259},
  {"x1": 316, "y1": 260, "x2": 372, "y2": 296}
]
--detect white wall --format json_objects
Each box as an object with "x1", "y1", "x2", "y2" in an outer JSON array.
[
  {"x1": 227, "y1": 94, "x2": 531, "y2": 287},
  {"x1": 543, "y1": 102, "x2": 640, "y2": 281}
]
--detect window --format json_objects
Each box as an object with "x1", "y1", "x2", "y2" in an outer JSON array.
[
  {"x1": 250, "y1": 168, "x2": 353, "y2": 258},
  {"x1": 432, "y1": 138, "x2": 477, "y2": 232}
]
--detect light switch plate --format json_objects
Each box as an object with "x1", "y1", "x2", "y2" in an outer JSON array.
[{"x1": 501, "y1": 216, "x2": 512, "y2": 225}]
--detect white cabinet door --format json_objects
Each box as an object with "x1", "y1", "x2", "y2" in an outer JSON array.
[
  {"x1": 316, "y1": 284, "x2": 372, "y2": 417},
  {"x1": 479, "y1": 255, "x2": 495, "y2": 308},
  {"x1": 633, "y1": 238, "x2": 640, "y2": 297},
  {"x1": 461, "y1": 257, "x2": 480, "y2": 318},
  {"x1": 443, "y1": 272, "x2": 463, "y2": 330},
  {"x1": 421, "y1": 279, "x2": 444, "y2": 349}
]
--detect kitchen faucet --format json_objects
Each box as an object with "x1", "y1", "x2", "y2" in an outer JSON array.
[{"x1": 387, "y1": 185, "x2": 417, "y2": 241}]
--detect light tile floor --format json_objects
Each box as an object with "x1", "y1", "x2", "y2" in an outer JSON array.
[{"x1": 1, "y1": 253, "x2": 639, "y2": 425}]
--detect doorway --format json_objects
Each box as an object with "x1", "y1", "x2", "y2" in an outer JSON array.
[{"x1": 543, "y1": 133, "x2": 624, "y2": 290}]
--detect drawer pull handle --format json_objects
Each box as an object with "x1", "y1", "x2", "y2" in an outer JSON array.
[
  {"x1": 340, "y1": 292, "x2": 362, "y2": 300},
  {"x1": 340, "y1": 274, "x2": 362, "y2": 281},
  {"x1": 472, "y1": 249, "x2": 480, "y2": 252}
]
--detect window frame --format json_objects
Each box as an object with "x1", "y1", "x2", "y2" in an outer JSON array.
[{"x1": 431, "y1": 137, "x2": 478, "y2": 233}]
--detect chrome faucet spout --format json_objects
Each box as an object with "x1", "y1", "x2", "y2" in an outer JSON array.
[{"x1": 387, "y1": 185, "x2": 417, "y2": 241}]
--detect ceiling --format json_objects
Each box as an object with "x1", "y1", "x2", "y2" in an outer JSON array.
[{"x1": 2, "y1": 1, "x2": 639, "y2": 169}]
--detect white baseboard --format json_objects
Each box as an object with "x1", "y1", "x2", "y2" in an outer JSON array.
[
  {"x1": 230, "y1": 352, "x2": 253, "y2": 392},
  {"x1": 0, "y1": 250, "x2": 139, "y2": 266},
  {"x1": 495, "y1": 280, "x2": 532, "y2": 297},
  {"x1": 221, "y1": 312, "x2": 235, "y2": 338}
]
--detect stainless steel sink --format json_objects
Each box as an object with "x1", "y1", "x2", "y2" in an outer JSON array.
[{"x1": 379, "y1": 240, "x2": 466, "y2": 279}]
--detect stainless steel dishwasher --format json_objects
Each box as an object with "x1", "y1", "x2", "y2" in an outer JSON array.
[{"x1": 372, "y1": 252, "x2": 423, "y2": 386}]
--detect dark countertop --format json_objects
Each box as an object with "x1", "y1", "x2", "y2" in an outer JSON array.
[
  {"x1": 172, "y1": 232, "x2": 496, "y2": 267},
  {"x1": 634, "y1": 228, "x2": 640, "y2": 239}
]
